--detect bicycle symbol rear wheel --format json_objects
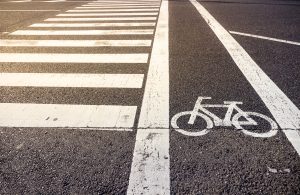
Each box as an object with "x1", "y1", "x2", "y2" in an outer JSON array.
[
  {"x1": 232, "y1": 112, "x2": 278, "y2": 138},
  {"x1": 171, "y1": 111, "x2": 213, "y2": 136}
]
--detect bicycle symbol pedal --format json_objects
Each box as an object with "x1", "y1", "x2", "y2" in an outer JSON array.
[{"x1": 171, "y1": 97, "x2": 278, "y2": 138}]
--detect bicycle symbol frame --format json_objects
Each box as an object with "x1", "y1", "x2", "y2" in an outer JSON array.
[{"x1": 171, "y1": 97, "x2": 278, "y2": 137}]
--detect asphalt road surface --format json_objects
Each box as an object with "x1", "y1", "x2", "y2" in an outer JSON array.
[{"x1": 0, "y1": 0, "x2": 299, "y2": 194}]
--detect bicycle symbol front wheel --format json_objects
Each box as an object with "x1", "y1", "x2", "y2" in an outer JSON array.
[
  {"x1": 232, "y1": 112, "x2": 278, "y2": 138},
  {"x1": 171, "y1": 111, "x2": 213, "y2": 136}
]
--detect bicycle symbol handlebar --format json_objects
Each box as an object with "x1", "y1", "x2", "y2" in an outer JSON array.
[{"x1": 171, "y1": 97, "x2": 278, "y2": 138}]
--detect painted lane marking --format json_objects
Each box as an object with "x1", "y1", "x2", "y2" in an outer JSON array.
[
  {"x1": 30, "y1": 23, "x2": 155, "y2": 27},
  {"x1": 86, "y1": 3, "x2": 161, "y2": 6},
  {"x1": 0, "y1": 39, "x2": 152, "y2": 47},
  {"x1": 87, "y1": 1, "x2": 160, "y2": 4},
  {"x1": 87, "y1": 2, "x2": 160, "y2": 4},
  {"x1": 0, "y1": 1, "x2": 142, "y2": 2},
  {"x1": 45, "y1": 17, "x2": 157, "y2": 21},
  {"x1": 82, "y1": 4, "x2": 160, "y2": 6},
  {"x1": 127, "y1": 0, "x2": 170, "y2": 194},
  {"x1": 0, "y1": 10, "x2": 60, "y2": 11},
  {"x1": 230, "y1": 31, "x2": 300, "y2": 46},
  {"x1": 0, "y1": 73, "x2": 144, "y2": 88},
  {"x1": 66, "y1": 8, "x2": 159, "y2": 12},
  {"x1": 10, "y1": 29, "x2": 154, "y2": 35},
  {"x1": 0, "y1": 104, "x2": 137, "y2": 129},
  {"x1": 190, "y1": 0, "x2": 300, "y2": 155},
  {"x1": 10, "y1": 0, "x2": 31, "y2": 2},
  {"x1": 171, "y1": 97, "x2": 278, "y2": 138},
  {"x1": 57, "y1": 12, "x2": 158, "y2": 16},
  {"x1": 75, "y1": 6, "x2": 160, "y2": 8},
  {"x1": 45, "y1": 0, "x2": 66, "y2": 1},
  {"x1": 0, "y1": 53, "x2": 148, "y2": 63},
  {"x1": 88, "y1": 1, "x2": 159, "y2": 2}
]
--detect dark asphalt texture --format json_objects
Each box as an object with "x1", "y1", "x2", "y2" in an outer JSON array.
[
  {"x1": 0, "y1": 0, "x2": 300, "y2": 194},
  {"x1": 169, "y1": 0, "x2": 300, "y2": 194}
]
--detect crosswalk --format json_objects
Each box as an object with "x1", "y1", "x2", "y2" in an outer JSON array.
[
  {"x1": 2, "y1": 0, "x2": 160, "y2": 3},
  {"x1": 0, "y1": 0, "x2": 162, "y2": 130}
]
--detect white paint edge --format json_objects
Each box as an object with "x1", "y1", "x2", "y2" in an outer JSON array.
[
  {"x1": 66, "y1": 8, "x2": 159, "y2": 12},
  {"x1": 0, "y1": 9, "x2": 60, "y2": 11},
  {"x1": 0, "y1": 0, "x2": 158, "y2": 2},
  {"x1": 45, "y1": 17, "x2": 157, "y2": 21},
  {"x1": 0, "y1": 39, "x2": 152, "y2": 47},
  {"x1": 10, "y1": 29, "x2": 154, "y2": 35},
  {"x1": 229, "y1": 31, "x2": 300, "y2": 46},
  {"x1": 190, "y1": 0, "x2": 300, "y2": 155},
  {"x1": 57, "y1": 12, "x2": 158, "y2": 16},
  {"x1": 0, "y1": 53, "x2": 149, "y2": 63},
  {"x1": 0, "y1": 73, "x2": 144, "y2": 88},
  {"x1": 84, "y1": 4, "x2": 161, "y2": 7},
  {"x1": 75, "y1": 6, "x2": 160, "y2": 8},
  {"x1": 127, "y1": 0, "x2": 170, "y2": 194},
  {"x1": 30, "y1": 23, "x2": 155, "y2": 27},
  {"x1": 0, "y1": 104, "x2": 137, "y2": 128}
]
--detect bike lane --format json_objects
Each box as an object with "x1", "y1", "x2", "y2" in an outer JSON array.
[
  {"x1": 169, "y1": 0, "x2": 300, "y2": 193},
  {"x1": 198, "y1": 0, "x2": 300, "y2": 115}
]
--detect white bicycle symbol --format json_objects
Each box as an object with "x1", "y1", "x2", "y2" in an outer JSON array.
[{"x1": 171, "y1": 97, "x2": 278, "y2": 138}]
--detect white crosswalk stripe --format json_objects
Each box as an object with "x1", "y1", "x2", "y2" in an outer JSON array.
[
  {"x1": 10, "y1": 29, "x2": 154, "y2": 35},
  {"x1": 30, "y1": 23, "x2": 156, "y2": 27},
  {"x1": 0, "y1": 0, "x2": 161, "y2": 130},
  {"x1": 0, "y1": 104, "x2": 137, "y2": 129},
  {"x1": 0, "y1": 53, "x2": 149, "y2": 63},
  {"x1": 0, "y1": 39, "x2": 152, "y2": 47},
  {"x1": 57, "y1": 13, "x2": 159, "y2": 16},
  {"x1": 75, "y1": 6, "x2": 160, "y2": 8},
  {"x1": 45, "y1": 17, "x2": 157, "y2": 21},
  {"x1": 0, "y1": 73, "x2": 144, "y2": 88},
  {"x1": 65, "y1": 9, "x2": 160, "y2": 12}
]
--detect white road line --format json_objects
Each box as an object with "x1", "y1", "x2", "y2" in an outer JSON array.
[
  {"x1": 66, "y1": 8, "x2": 159, "y2": 12},
  {"x1": 0, "y1": 104, "x2": 137, "y2": 129},
  {"x1": 0, "y1": 10, "x2": 60, "y2": 11},
  {"x1": 127, "y1": 0, "x2": 169, "y2": 194},
  {"x1": 75, "y1": 6, "x2": 160, "y2": 8},
  {"x1": 57, "y1": 13, "x2": 158, "y2": 16},
  {"x1": 86, "y1": 3, "x2": 160, "y2": 6},
  {"x1": 89, "y1": 1, "x2": 160, "y2": 3},
  {"x1": 230, "y1": 31, "x2": 300, "y2": 46},
  {"x1": 10, "y1": 29, "x2": 154, "y2": 35},
  {"x1": 190, "y1": 0, "x2": 300, "y2": 155},
  {"x1": 0, "y1": 53, "x2": 148, "y2": 63},
  {"x1": 0, "y1": 73, "x2": 144, "y2": 88},
  {"x1": 0, "y1": 0, "x2": 135, "y2": 4},
  {"x1": 45, "y1": 17, "x2": 157, "y2": 21},
  {"x1": 82, "y1": 4, "x2": 160, "y2": 6},
  {"x1": 91, "y1": 0, "x2": 160, "y2": 2},
  {"x1": 0, "y1": 39, "x2": 152, "y2": 47},
  {"x1": 10, "y1": 0, "x2": 31, "y2": 2},
  {"x1": 30, "y1": 23, "x2": 155, "y2": 27}
]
